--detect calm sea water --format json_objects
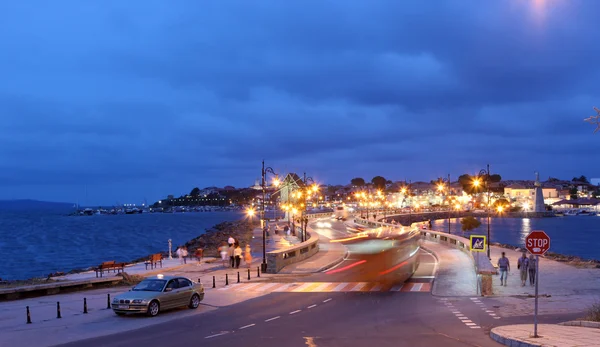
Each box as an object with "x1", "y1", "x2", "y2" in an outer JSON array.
[
  {"x1": 0, "y1": 210, "x2": 242, "y2": 280},
  {"x1": 432, "y1": 216, "x2": 600, "y2": 260}
]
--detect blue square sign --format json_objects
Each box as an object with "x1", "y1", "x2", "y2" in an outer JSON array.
[{"x1": 470, "y1": 235, "x2": 486, "y2": 252}]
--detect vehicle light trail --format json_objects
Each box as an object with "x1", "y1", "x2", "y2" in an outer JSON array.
[{"x1": 325, "y1": 260, "x2": 367, "y2": 275}]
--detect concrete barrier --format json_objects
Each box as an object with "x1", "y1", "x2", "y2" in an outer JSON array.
[
  {"x1": 265, "y1": 229, "x2": 320, "y2": 274},
  {"x1": 418, "y1": 229, "x2": 496, "y2": 295},
  {"x1": 0, "y1": 277, "x2": 122, "y2": 301}
]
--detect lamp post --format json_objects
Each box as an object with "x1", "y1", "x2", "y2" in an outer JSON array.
[
  {"x1": 261, "y1": 160, "x2": 279, "y2": 273},
  {"x1": 437, "y1": 174, "x2": 451, "y2": 234},
  {"x1": 301, "y1": 173, "x2": 315, "y2": 243},
  {"x1": 474, "y1": 164, "x2": 492, "y2": 259}
]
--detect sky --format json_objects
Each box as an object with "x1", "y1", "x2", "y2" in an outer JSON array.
[{"x1": 1, "y1": 0, "x2": 599, "y2": 205}]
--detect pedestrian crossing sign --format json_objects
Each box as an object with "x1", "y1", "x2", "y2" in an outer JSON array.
[{"x1": 470, "y1": 235, "x2": 486, "y2": 252}]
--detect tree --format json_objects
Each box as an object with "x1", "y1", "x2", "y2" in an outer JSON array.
[
  {"x1": 351, "y1": 177, "x2": 365, "y2": 187},
  {"x1": 493, "y1": 198, "x2": 510, "y2": 208},
  {"x1": 489, "y1": 174, "x2": 502, "y2": 183},
  {"x1": 371, "y1": 176, "x2": 387, "y2": 190},
  {"x1": 190, "y1": 187, "x2": 201, "y2": 197},
  {"x1": 460, "y1": 216, "x2": 481, "y2": 232},
  {"x1": 569, "y1": 187, "x2": 579, "y2": 200},
  {"x1": 573, "y1": 175, "x2": 589, "y2": 183},
  {"x1": 458, "y1": 174, "x2": 475, "y2": 194}
]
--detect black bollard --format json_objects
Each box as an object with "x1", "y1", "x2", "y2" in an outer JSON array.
[
  {"x1": 26, "y1": 306, "x2": 32, "y2": 324},
  {"x1": 247, "y1": 268, "x2": 251, "y2": 280},
  {"x1": 237, "y1": 271, "x2": 240, "y2": 283},
  {"x1": 257, "y1": 266, "x2": 260, "y2": 278},
  {"x1": 198, "y1": 278, "x2": 201, "y2": 284},
  {"x1": 57, "y1": 302, "x2": 62, "y2": 319},
  {"x1": 83, "y1": 298, "x2": 88, "y2": 314},
  {"x1": 225, "y1": 274, "x2": 229, "y2": 286},
  {"x1": 107, "y1": 294, "x2": 111, "y2": 309},
  {"x1": 212, "y1": 276, "x2": 216, "y2": 288}
]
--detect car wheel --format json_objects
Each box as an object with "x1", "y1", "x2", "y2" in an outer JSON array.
[
  {"x1": 189, "y1": 294, "x2": 201, "y2": 309},
  {"x1": 147, "y1": 300, "x2": 160, "y2": 317}
]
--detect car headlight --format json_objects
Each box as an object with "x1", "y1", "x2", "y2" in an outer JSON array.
[
  {"x1": 112, "y1": 298, "x2": 120, "y2": 303},
  {"x1": 132, "y1": 299, "x2": 148, "y2": 304}
]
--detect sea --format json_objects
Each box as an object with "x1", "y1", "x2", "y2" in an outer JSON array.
[
  {"x1": 0, "y1": 210, "x2": 243, "y2": 281},
  {"x1": 433, "y1": 216, "x2": 600, "y2": 261}
]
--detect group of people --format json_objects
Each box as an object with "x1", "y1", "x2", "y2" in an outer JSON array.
[
  {"x1": 175, "y1": 246, "x2": 204, "y2": 265},
  {"x1": 218, "y1": 236, "x2": 252, "y2": 269},
  {"x1": 497, "y1": 251, "x2": 537, "y2": 287}
]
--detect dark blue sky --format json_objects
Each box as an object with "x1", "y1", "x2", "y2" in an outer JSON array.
[{"x1": 1, "y1": 0, "x2": 599, "y2": 205}]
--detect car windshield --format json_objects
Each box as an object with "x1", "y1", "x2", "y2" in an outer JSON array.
[{"x1": 132, "y1": 279, "x2": 166, "y2": 292}]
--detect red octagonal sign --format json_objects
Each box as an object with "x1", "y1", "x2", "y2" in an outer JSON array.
[{"x1": 525, "y1": 230, "x2": 551, "y2": 255}]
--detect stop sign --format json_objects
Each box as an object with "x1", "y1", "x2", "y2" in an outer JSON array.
[{"x1": 525, "y1": 230, "x2": 551, "y2": 255}]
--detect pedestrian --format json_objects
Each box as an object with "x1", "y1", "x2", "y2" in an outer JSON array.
[
  {"x1": 218, "y1": 242, "x2": 229, "y2": 267},
  {"x1": 195, "y1": 248, "x2": 203, "y2": 266},
  {"x1": 517, "y1": 252, "x2": 529, "y2": 287},
  {"x1": 176, "y1": 247, "x2": 185, "y2": 264},
  {"x1": 244, "y1": 244, "x2": 252, "y2": 267},
  {"x1": 528, "y1": 254, "x2": 537, "y2": 286},
  {"x1": 228, "y1": 242, "x2": 235, "y2": 268},
  {"x1": 234, "y1": 243, "x2": 242, "y2": 269},
  {"x1": 497, "y1": 252, "x2": 510, "y2": 286},
  {"x1": 181, "y1": 247, "x2": 188, "y2": 264}
]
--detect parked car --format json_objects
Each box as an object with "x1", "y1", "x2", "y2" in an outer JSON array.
[{"x1": 111, "y1": 275, "x2": 204, "y2": 317}]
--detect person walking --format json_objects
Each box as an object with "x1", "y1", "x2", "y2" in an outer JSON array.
[
  {"x1": 517, "y1": 252, "x2": 529, "y2": 286},
  {"x1": 228, "y1": 243, "x2": 235, "y2": 268},
  {"x1": 497, "y1": 252, "x2": 510, "y2": 286},
  {"x1": 528, "y1": 254, "x2": 537, "y2": 286},
  {"x1": 234, "y1": 243, "x2": 242, "y2": 269},
  {"x1": 244, "y1": 244, "x2": 252, "y2": 268},
  {"x1": 194, "y1": 248, "x2": 203, "y2": 266},
  {"x1": 218, "y1": 242, "x2": 229, "y2": 267}
]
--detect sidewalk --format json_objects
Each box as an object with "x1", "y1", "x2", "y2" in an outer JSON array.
[
  {"x1": 491, "y1": 323, "x2": 600, "y2": 347},
  {"x1": 421, "y1": 240, "x2": 478, "y2": 297}
]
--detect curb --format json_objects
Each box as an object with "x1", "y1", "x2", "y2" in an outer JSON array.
[
  {"x1": 489, "y1": 329, "x2": 542, "y2": 347},
  {"x1": 559, "y1": 320, "x2": 600, "y2": 329},
  {"x1": 420, "y1": 244, "x2": 441, "y2": 296},
  {"x1": 316, "y1": 246, "x2": 349, "y2": 273}
]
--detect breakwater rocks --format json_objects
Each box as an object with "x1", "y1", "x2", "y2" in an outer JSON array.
[
  {"x1": 181, "y1": 219, "x2": 258, "y2": 257},
  {"x1": 491, "y1": 242, "x2": 600, "y2": 269}
]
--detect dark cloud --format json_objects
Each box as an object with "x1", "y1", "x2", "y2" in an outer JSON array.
[{"x1": 0, "y1": 0, "x2": 599, "y2": 204}]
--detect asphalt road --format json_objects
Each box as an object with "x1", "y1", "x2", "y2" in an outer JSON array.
[{"x1": 54, "y1": 219, "x2": 583, "y2": 347}]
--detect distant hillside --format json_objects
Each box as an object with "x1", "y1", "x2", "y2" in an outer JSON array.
[{"x1": 0, "y1": 199, "x2": 75, "y2": 211}]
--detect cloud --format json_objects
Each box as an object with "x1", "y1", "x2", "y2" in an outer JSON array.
[{"x1": 0, "y1": 0, "x2": 599, "y2": 204}]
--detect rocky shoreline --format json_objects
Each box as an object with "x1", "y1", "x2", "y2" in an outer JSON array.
[{"x1": 0, "y1": 219, "x2": 258, "y2": 286}]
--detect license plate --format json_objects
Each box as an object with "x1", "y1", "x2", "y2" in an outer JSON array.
[{"x1": 118, "y1": 305, "x2": 129, "y2": 309}]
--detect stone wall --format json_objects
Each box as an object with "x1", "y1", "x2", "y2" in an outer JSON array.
[{"x1": 265, "y1": 229, "x2": 319, "y2": 273}]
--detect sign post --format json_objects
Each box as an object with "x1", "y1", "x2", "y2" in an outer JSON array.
[
  {"x1": 470, "y1": 235, "x2": 487, "y2": 295},
  {"x1": 525, "y1": 230, "x2": 551, "y2": 338}
]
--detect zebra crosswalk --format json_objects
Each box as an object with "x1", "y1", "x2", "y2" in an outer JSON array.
[{"x1": 208, "y1": 281, "x2": 432, "y2": 293}]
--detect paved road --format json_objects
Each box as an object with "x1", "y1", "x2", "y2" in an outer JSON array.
[{"x1": 54, "y1": 219, "x2": 582, "y2": 347}]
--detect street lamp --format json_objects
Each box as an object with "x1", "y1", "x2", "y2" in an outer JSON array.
[
  {"x1": 300, "y1": 173, "x2": 315, "y2": 243},
  {"x1": 261, "y1": 160, "x2": 279, "y2": 272},
  {"x1": 437, "y1": 174, "x2": 451, "y2": 234},
  {"x1": 474, "y1": 164, "x2": 492, "y2": 259}
]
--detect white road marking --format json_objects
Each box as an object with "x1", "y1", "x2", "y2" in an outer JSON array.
[
  {"x1": 256, "y1": 283, "x2": 281, "y2": 291},
  {"x1": 273, "y1": 283, "x2": 296, "y2": 292},
  {"x1": 307, "y1": 304, "x2": 317, "y2": 309},
  {"x1": 411, "y1": 276, "x2": 435, "y2": 279},
  {"x1": 323, "y1": 298, "x2": 332, "y2": 303},
  {"x1": 239, "y1": 324, "x2": 255, "y2": 330},
  {"x1": 410, "y1": 283, "x2": 424, "y2": 292},
  {"x1": 350, "y1": 283, "x2": 368, "y2": 291},
  {"x1": 312, "y1": 282, "x2": 333, "y2": 292},
  {"x1": 420, "y1": 248, "x2": 439, "y2": 277},
  {"x1": 290, "y1": 310, "x2": 301, "y2": 315},
  {"x1": 205, "y1": 332, "x2": 229, "y2": 339},
  {"x1": 462, "y1": 319, "x2": 472, "y2": 323},
  {"x1": 391, "y1": 284, "x2": 404, "y2": 291},
  {"x1": 489, "y1": 313, "x2": 496, "y2": 316},
  {"x1": 465, "y1": 323, "x2": 477, "y2": 326},
  {"x1": 292, "y1": 283, "x2": 315, "y2": 292},
  {"x1": 470, "y1": 326, "x2": 481, "y2": 329},
  {"x1": 451, "y1": 311, "x2": 461, "y2": 314},
  {"x1": 332, "y1": 283, "x2": 349, "y2": 292},
  {"x1": 494, "y1": 317, "x2": 501, "y2": 319},
  {"x1": 241, "y1": 283, "x2": 264, "y2": 290},
  {"x1": 370, "y1": 284, "x2": 382, "y2": 292},
  {"x1": 265, "y1": 316, "x2": 280, "y2": 322}
]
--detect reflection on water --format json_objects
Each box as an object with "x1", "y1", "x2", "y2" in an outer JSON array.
[{"x1": 433, "y1": 216, "x2": 600, "y2": 260}]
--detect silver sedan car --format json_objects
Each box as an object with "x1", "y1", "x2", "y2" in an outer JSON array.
[{"x1": 111, "y1": 275, "x2": 204, "y2": 317}]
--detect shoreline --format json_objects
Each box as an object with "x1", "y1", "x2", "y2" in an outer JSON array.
[{"x1": 0, "y1": 218, "x2": 258, "y2": 286}]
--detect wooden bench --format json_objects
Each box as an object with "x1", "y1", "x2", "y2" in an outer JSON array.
[
  {"x1": 95, "y1": 260, "x2": 125, "y2": 278},
  {"x1": 145, "y1": 253, "x2": 163, "y2": 270}
]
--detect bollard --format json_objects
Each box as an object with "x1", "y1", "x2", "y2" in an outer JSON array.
[
  {"x1": 107, "y1": 293, "x2": 111, "y2": 309},
  {"x1": 247, "y1": 268, "x2": 251, "y2": 280},
  {"x1": 83, "y1": 298, "x2": 88, "y2": 314},
  {"x1": 26, "y1": 306, "x2": 32, "y2": 324},
  {"x1": 257, "y1": 266, "x2": 260, "y2": 278},
  {"x1": 225, "y1": 274, "x2": 229, "y2": 286},
  {"x1": 212, "y1": 276, "x2": 216, "y2": 288},
  {"x1": 198, "y1": 278, "x2": 201, "y2": 284},
  {"x1": 237, "y1": 271, "x2": 240, "y2": 283},
  {"x1": 57, "y1": 302, "x2": 62, "y2": 319}
]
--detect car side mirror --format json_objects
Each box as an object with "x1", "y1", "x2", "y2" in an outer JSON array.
[{"x1": 165, "y1": 287, "x2": 173, "y2": 292}]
